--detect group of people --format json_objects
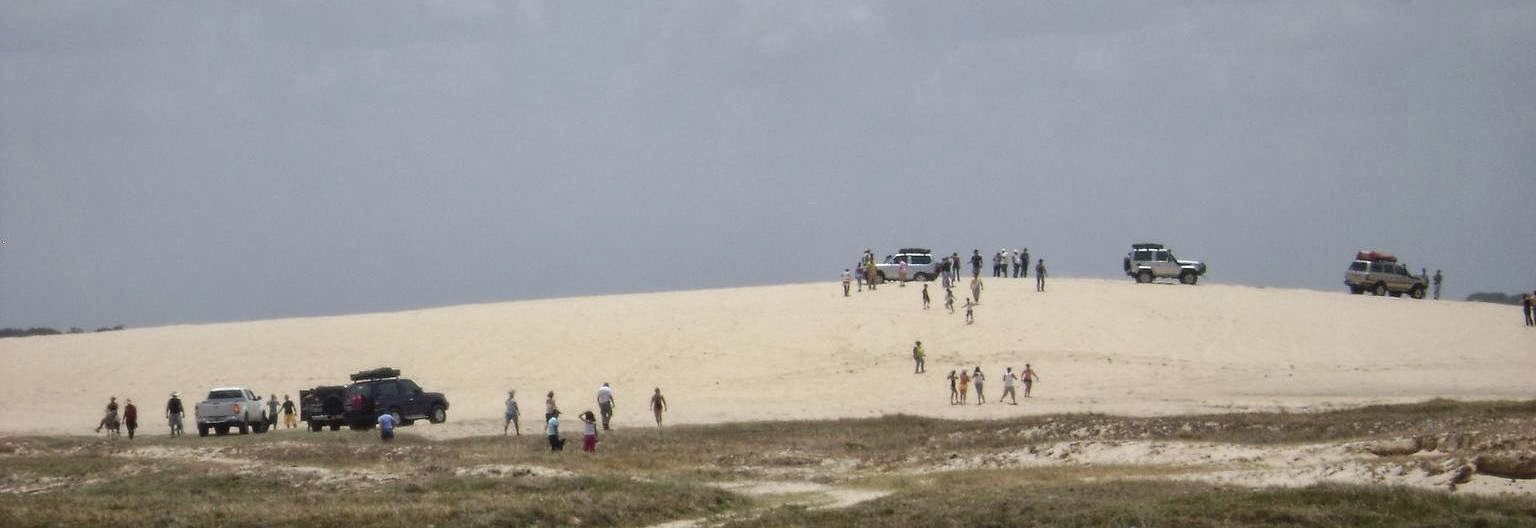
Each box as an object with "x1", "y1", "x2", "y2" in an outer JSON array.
[
  {"x1": 946, "y1": 365, "x2": 1040, "y2": 405},
  {"x1": 95, "y1": 391, "x2": 298, "y2": 440},
  {"x1": 503, "y1": 384, "x2": 670, "y2": 453}
]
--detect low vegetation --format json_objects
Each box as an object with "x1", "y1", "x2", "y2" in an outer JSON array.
[{"x1": 3, "y1": 399, "x2": 1534, "y2": 527}]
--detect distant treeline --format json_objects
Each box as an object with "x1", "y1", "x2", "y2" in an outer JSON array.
[
  {"x1": 0, "y1": 325, "x2": 126, "y2": 339},
  {"x1": 1464, "y1": 292, "x2": 1527, "y2": 306}
]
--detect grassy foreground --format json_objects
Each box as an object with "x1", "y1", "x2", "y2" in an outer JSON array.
[{"x1": 3, "y1": 399, "x2": 1534, "y2": 527}]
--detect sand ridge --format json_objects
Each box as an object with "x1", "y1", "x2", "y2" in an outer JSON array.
[{"x1": 1, "y1": 278, "x2": 1532, "y2": 437}]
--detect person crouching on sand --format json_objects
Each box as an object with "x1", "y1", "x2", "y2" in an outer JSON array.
[{"x1": 377, "y1": 410, "x2": 396, "y2": 442}]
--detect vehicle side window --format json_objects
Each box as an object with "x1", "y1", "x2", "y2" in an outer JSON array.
[
  {"x1": 375, "y1": 382, "x2": 399, "y2": 398},
  {"x1": 1349, "y1": 262, "x2": 1367, "y2": 272},
  {"x1": 913, "y1": 255, "x2": 931, "y2": 265},
  {"x1": 1154, "y1": 251, "x2": 1169, "y2": 262},
  {"x1": 400, "y1": 380, "x2": 421, "y2": 394}
]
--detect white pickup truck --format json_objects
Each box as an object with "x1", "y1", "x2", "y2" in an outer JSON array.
[{"x1": 195, "y1": 387, "x2": 270, "y2": 436}]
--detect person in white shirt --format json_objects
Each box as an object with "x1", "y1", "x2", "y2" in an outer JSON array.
[
  {"x1": 596, "y1": 383, "x2": 615, "y2": 431},
  {"x1": 1001, "y1": 368, "x2": 1018, "y2": 405}
]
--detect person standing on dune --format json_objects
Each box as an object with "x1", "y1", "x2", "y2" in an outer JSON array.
[
  {"x1": 972, "y1": 367, "x2": 986, "y2": 404},
  {"x1": 912, "y1": 341, "x2": 926, "y2": 374},
  {"x1": 266, "y1": 394, "x2": 279, "y2": 431},
  {"x1": 1523, "y1": 292, "x2": 1533, "y2": 327},
  {"x1": 964, "y1": 297, "x2": 976, "y2": 324},
  {"x1": 165, "y1": 392, "x2": 184, "y2": 437},
  {"x1": 1035, "y1": 259, "x2": 1048, "y2": 292},
  {"x1": 1001, "y1": 368, "x2": 1018, "y2": 405},
  {"x1": 945, "y1": 286, "x2": 956, "y2": 314},
  {"x1": 596, "y1": 383, "x2": 615, "y2": 431},
  {"x1": 1432, "y1": 270, "x2": 1443, "y2": 300},
  {"x1": 842, "y1": 269, "x2": 852, "y2": 297},
  {"x1": 123, "y1": 399, "x2": 138, "y2": 440},
  {"x1": 650, "y1": 388, "x2": 668, "y2": 428},
  {"x1": 1022, "y1": 364, "x2": 1041, "y2": 397},
  {"x1": 971, "y1": 277, "x2": 983, "y2": 304},
  {"x1": 922, "y1": 283, "x2": 931, "y2": 310},
  {"x1": 545, "y1": 391, "x2": 559, "y2": 420},
  {"x1": 970, "y1": 250, "x2": 983, "y2": 279},
  {"x1": 504, "y1": 390, "x2": 521, "y2": 435}
]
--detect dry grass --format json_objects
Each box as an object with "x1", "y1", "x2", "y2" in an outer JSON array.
[{"x1": 3, "y1": 399, "x2": 1534, "y2": 527}]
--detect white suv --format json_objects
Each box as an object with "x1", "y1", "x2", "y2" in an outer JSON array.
[
  {"x1": 1123, "y1": 243, "x2": 1208, "y2": 285},
  {"x1": 1345, "y1": 251, "x2": 1427, "y2": 298}
]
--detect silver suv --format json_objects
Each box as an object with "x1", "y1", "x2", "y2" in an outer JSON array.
[
  {"x1": 1123, "y1": 243, "x2": 1208, "y2": 285},
  {"x1": 1345, "y1": 251, "x2": 1427, "y2": 298},
  {"x1": 875, "y1": 248, "x2": 939, "y2": 282}
]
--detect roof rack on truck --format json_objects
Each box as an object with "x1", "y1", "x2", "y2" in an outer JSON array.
[
  {"x1": 1355, "y1": 250, "x2": 1397, "y2": 262},
  {"x1": 1131, "y1": 243, "x2": 1165, "y2": 250},
  {"x1": 350, "y1": 367, "x2": 401, "y2": 382}
]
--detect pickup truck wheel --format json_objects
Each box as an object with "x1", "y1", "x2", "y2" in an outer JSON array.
[
  {"x1": 198, "y1": 425, "x2": 209, "y2": 437},
  {"x1": 329, "y1": 423, "x2": 341, "y2": 431},
  {"x1": 429, "y1": 405, "x2": 447, "y2": 424},
  {"x1": 1409, "y1": 286, "x2": 1426, "y2": 299},
  {"x1": 1136, "y1": 270, "x2": 1153, "y2": 284},
  {"x1": 1372, "y1": 283, "x2": 1388, "y2": 296},
  {"x1": 237, "y1": 422, "x2": 249, "y2": 435},
  {"x1": 1349, "y1": 286, "x2": 1364, "y2": 294},
  {"x1": 1179, "y1": 272, "x2": 1198, "y2": 285}
]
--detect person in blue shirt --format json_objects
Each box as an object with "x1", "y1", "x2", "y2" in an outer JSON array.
[
  {"x1": 377, "y1": 412, "x2": 396, "y2": 442},
  {"x1": 546, "y1": 411, "x2": 565, "y2": 451}
]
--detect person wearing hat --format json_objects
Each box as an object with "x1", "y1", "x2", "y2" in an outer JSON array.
[{"x1": 165, "y1": 392, "x2": 184, "y2": 436}]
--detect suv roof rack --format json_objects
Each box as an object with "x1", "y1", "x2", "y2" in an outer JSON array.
[
  {"x1": 897, "y1": 248, "x2": 931, "y2": 254},
  {"x1": 1131, "y1": 243, "x2": 1165, "y2": 250},
  {"x1": 350, "y1": 367, "x2": 401, "y2": 382}
]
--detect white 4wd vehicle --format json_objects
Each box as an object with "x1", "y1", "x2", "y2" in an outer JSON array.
[
  {"x1": 1124, "y1": 243, "x2": 1208, "y2": 285},
  {"x1": 874, "y1": 248, "x2": 939, "y2": 282},
  {"x1": 195, "y1": 387, "x2": 270, "y2": 436},
  {"x1": 1345, "y1": 251, "x2": 1427, "y2": 299}
]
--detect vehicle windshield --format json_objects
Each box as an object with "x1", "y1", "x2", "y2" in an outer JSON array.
[{"x1": 207, "y1": 390, "x2": 244, "y2": 399}]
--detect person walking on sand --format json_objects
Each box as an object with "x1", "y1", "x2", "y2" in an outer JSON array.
[
  {"x1": 970, "y1": 250, "x2": 983, "y2": 279},
  {"x1": 1021, "y1": 249, "x2": 1030, "y2": 278},
  {"x1": 166, "y1": 392, "x2": 185, "y2": 437},
  {"x1": 377, "y1": 410, "x2": 396, "y2": 442},
  {"x1": 266, "y1": 394, "x2": 279, "y2": 431},
  {"x1": 898, "y1": 259, "x2": 908, "y2": 286},
  {"x1": 947, "y1": 370, "x2": 959, "y2": 404},
  {"x1": 1523, "y1": 292, "x2": 1534, "y2": 327},
  {"x1": 1001, "y1": 368, "x2": 1018, "y2": 405},
  {"x1": 123, "y1": 399, "x2": 139, "y2": 440},
  {"x1": 958, "y1": 369, "x2": 971, "y2": 404},
  {"x1": 1432, "y1": 270, "x2": 1443, "y2": 300},
  {"x1": 504, "y1": 390, "x2": 521, "y2": 435},
  {"x1": 597, "y1": 383, "x2": 615, "y2": 431},
  {"x1": 1022, "y1": 364, "x2": 1041, "y2": 397},
  {"x1": 546, "y1": 411, "x2": 565, "y2": 451},
  {"x1": 1012, "y1": 250, "x2": 1022, "y2": 278},
  {"x1": 1035, "y1": 259, "x2": 1047, "y2": 292},
  {"x1": 866, "y1": 258, "x2": 879, "y2": 291},
  {"x1": 545, "y1": 391, "x2": 559, "y2": 420},
  {"x1": 580, "y1": 411, "x2": 599, "y2": 452},
  {"x1": 282, "y1": 395, "x2": 297, "y2": 429},
  {"x1": 964, "y1": 297, "x2": 976, "y2": 324},
  {"x1": 945, "y1": 286, "x2": 956, "y2": 314},
  {"x1": 972, "y1": 367, "x2": 986, "y2": 404},
  {"x1": 912, "y1": 340, "x2": 927, "y2": 374},
  {"x1": 922, "y1": 283, "x2": 931, "y2": 310},
  {"x1": 96, "y1": 396, "x2": 119, "y2": 434},
  {"x1": 970, "y1": 277, "x2": 983, "y2": 304},
  {"x1": 842, "y1": 269, "x2": 852, "y2": 297},
  {"x1": 650, "y1": 388, "x2": 668, "y2": 427}
]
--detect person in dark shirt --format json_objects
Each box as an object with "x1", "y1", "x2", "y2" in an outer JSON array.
[
  {"x1": 1035, "y1": 259, "x2": 1048, "y2": 292},
  {"x1": 969, "y1": 250, "x2": 983, "y2": 279},
  {"x1": 281, "y1": 395, "x2": 297, "y2": 429},
  {"x1": 96, "y1": 396, "x2": 119, "y2": 434},
  {"x1": 1523, "y1": 292, "x2": 1533, "y2": 327},
  {"x1": 166, "y1": 393, "x2": 184, "y2": 436}
]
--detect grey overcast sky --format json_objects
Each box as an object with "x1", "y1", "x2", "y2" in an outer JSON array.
[{"x1": 2, "y1": 1, "x2": 1533, "y2": 328}]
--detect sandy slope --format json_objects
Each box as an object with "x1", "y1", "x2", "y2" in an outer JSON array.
[{"x1": 2, "y1": 278, "x2": 1532, "y2": 437}]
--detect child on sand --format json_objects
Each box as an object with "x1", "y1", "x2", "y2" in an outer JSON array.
[
  {"x1": 546, "y1": 411, "x2": 564, "y2": 451},
  {"x1": 958, "y1": 369, "x2": 970, "y2": 404},
  {"x1": 945, "y1": 287, "x2": 956, "y2": 314},
  {"x1": 922, "y1": 283, "x2": 930, "y2": 310},
  {"x1": 546, "y1": 391, "x2": 559, "y2": 420},
  {"x1": 580, "y1": 411, "x2": 599, "y2": 452},
  {"x1": 964, "y1": 298, "x2": 975, "y2": 324}
]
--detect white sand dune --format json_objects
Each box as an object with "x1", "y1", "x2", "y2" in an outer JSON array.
[{"x1": 2, "y1": 278, "x2": 1532, "y2": 437}]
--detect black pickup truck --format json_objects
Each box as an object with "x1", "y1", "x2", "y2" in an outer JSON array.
[
  {"x1": 299, "y1": 385, "x2": 348, "y2": 432},
  {"x1": 341, "y1": 367, "x2": 451, "y2": 430}
]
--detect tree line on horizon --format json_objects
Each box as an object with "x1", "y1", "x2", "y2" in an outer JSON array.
[
  {"x1": 0, "y1": 325, "x2": 126, "y2": 339},
  {"x1": 1464, "y1": 292, "x2": 1530, "y2": 306}
]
